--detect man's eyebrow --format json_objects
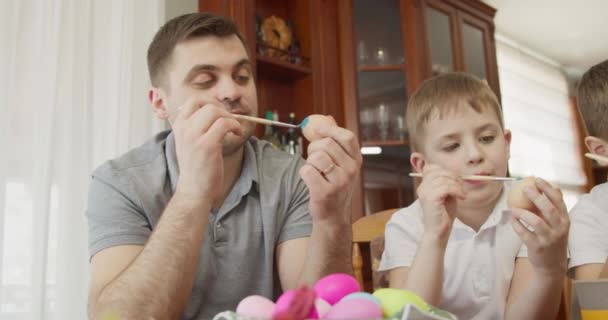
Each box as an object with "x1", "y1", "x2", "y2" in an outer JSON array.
[{"x1": 234, "y1": 58, "x2": 251, "y2": 70}]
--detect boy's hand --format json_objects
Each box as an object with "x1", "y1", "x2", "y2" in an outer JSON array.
[
  {"x1": 417, "y1": 164, "x2": 466, "y2": 240},
  {"x1": 510, "y1": 178, "x2": 570, "y2": 278}
]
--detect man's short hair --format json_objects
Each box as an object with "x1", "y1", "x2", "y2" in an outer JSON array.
[{"x1": 147, "y1": 12, "x2": 247, "y2": 88}]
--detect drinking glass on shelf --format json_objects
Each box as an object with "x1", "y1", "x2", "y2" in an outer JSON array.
[
  {"x1": 377, "y1": 103, "x2": 390, "y2": 140},
  {"x1": 360, "y1": 108, "x2": 375, "y2": 141},
  {"x1": 394, "y1": 115, "x2": 407, "y2": 140},
  {"x1": 374, "y1": 47, "x2": 389, "y2": 65},
  {"x1": 357, "y1": 40, "x2": 369, "y2": 65}
]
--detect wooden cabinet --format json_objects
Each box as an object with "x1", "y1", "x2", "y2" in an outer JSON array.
[
  {"x1": 200, "y1": 0, "x2": 499, "y2": 220},
  {"x1": 199, "y1": 0, "x2": 365, "y2": 218},
  {"x1": 199, "y1": 0, "x2": 344, "y2": 125},
  {"x1": 339, "y1": 0, "x2": 499, "y2": 218},
  {"x1": 421, "y1": 0, "x2": 500, "y2": 98}
]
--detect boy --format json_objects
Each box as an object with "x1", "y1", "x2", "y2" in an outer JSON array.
[
  {"x1": 569, "y1": 59, "x2": 608, "y2": 280},
  {"x1": 379, "y1": 73, "x2": 570, "y2": 319}
]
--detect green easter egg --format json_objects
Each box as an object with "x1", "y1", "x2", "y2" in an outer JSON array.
[{"x1": 372, "y1": 288, "x2": 430, "y2": 317}]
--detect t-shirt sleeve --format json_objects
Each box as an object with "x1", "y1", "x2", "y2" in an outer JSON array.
[
  {"x1": 516, "y1": 243, "x2": 528, "y2": 258},
  {"x1": 379, "y1": 207, "x2": 423, "y2": 271},
  {"x1": 277, "y1": 158, "x2": 312, "y2": 244},
  {"x1": 86, "y1": 164, "x2": 151, "y2": 260},
  {"x1": 568, "y1": 194, "x2": 608, "y2": 270}
]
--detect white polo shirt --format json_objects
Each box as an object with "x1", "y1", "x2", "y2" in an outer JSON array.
[
  {"x1": 379, "y1": 183, "x2": 527, "y2": 320},
  {"x1": 568, "y1": 181, "x2": 608, "y2": 271}
]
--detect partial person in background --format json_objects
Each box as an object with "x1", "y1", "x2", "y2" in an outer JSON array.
[
  {"x1": 85, "y1": 13, "x2": 361, "y2": 320},
  {"x1": 379, "y1": 73, "x2": 570, "y2": 319},
  {"x1": 568, "y1": 59, "x2": 608, "y2": 280}
]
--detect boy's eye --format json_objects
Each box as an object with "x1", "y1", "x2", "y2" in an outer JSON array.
[
  {"x1": 442, "y1": 143, "x2": 459, "y2": 152},
  {"x1": 480, "y1": 135, "x2": 496, "y2": 143}
]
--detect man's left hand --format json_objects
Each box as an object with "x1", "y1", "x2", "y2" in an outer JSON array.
[{"x1": 299, "y1": 124, "x2": 362, "y2": 226}]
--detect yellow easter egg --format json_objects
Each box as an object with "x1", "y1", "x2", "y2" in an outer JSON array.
[
  {"x1": 507, "y1": 176, "x2": 539, "y2": 214},
  {"x1": 372, "y1": 288, "x2": 430, "y2": 317}
]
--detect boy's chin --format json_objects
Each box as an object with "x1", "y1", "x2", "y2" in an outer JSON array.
[{"x1": 460, "y1": 184, "x2": 504, "y2": 206}]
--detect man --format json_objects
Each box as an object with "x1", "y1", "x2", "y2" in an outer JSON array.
[{"x1": 86, "y1": 13, "x2": 361, "y2": 320}]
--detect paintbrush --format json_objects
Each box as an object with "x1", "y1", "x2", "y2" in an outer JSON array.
[
  {"x1": 408, "y1": 172, "x2": 520, "y2": 181},
  {"x1": 585, "y1": 152, "x2": 608, "y2": 163}
]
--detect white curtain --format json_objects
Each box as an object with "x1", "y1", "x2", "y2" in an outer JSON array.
[
  {"x1": 0, "y1": 1, "x2": 166, "y2": 319},
  {"x1": 496, "y1": 35, "x2": 587, "y2": 209}
]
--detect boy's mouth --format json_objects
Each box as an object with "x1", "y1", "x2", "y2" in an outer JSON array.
[{"x1": 464, "y1": 172, "x2": 492, "y2": 187}]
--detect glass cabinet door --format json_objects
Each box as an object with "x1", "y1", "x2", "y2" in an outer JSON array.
[
  {"x1": 353, "y1": 0, "x2": 414, "y2": 215},
  {"x1": 425, "y1": 5, "x2": 455, "y2": 75},
  {"x1": 462, "y1": 22, "x2": 488, "y2": 81}
]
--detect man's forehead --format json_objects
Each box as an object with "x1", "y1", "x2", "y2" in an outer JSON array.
[{"x1": 172, "y1": 35, "x2": 249, "y2": 68}]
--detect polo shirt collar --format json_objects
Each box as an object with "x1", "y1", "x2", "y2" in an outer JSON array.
[{"x1": 452, "y1": 184, "x2": 511, "y2": 233}]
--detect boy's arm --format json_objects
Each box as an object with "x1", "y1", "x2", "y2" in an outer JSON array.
[
  {"x1": 389, "y1": 164, "x2": 465, "y2": 306},
  {"x1": 506, "y1": 258, "x2": 564, "y2": 320},
  {"x1": 505, "y1": 178, "x2": 569, "y2": 320},
  {"x1": 600, "y1": 257, "x2": 608, "y2": 278},
  {"x1": 390, "y1": 233, "x2": 449, "y2": 306},
  {"x1": 574, "y1": 263, "x2": 605, "y2": 280}
]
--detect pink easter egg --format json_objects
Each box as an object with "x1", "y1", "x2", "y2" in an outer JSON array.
[
  {"x1": 313, "y1": 273, "x2": 360, "y2": 305},
  {"x1": 324, "y1": 298, "x2": 383, "y2": 319},
  {"x1": 235, "y1": 295, "x2": 275, "y2": 319},
  {"x1": 315, "y1": 298, "x2": 332, "y2": 318},
  {"x1": 272, "y1": 289, "x2": 318, "y2": 319}
]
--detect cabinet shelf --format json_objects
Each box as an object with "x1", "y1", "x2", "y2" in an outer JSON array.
[
  {"x1": 362, "y1": 139, "x2": 409, "y2": 147},
  {"x1": 358, "y1": 64, "x2": 404, "y2": 72},
  {"x1": 256, "y1": 56, "x2": 312, "y2": 80}
]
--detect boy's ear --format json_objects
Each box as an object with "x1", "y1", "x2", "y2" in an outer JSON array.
[
  {"x1": 149, "y1": 87, "x2": 170, "y2": 120},
  {"x1": 504, "y1": 129, "x2": 512, "y2": 159},
  {"x1": 584, "y1": 136, "x2": 608, "y2": 165},
  {"x1": 410, "y1": 152, "x2": 426, "y2": 173}
]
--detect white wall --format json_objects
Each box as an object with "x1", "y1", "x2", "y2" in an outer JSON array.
[{"x1": 165, "y1": 0, "x2": 198, "y2": 21}]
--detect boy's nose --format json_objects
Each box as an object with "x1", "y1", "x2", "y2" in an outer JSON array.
[{"x1": 466, "y1": 144, "x2": 485, "y2": 165}]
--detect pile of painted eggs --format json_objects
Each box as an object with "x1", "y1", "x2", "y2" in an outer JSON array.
[{"x1": 219, "y1": 273, "x2": 453, "y2": 320}]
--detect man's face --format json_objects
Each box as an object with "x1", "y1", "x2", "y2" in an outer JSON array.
[
  {"x1": 153, "y1": 34, "x2": 257, "y2": 155},
  {"x1": 413, "y1": 102, "x2": 512, "y2": 207}
]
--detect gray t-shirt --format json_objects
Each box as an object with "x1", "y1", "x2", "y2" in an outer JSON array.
[{"x1": 86, "y1": 130, "x2": 312, "y2": 319}]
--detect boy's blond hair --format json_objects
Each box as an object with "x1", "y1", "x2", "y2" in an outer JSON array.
[
  {"x1": 577, "y1": 60, "x2": 608, "y2": 141},
  {"x1": 406, "y1": 72, "x2": 504, "y2": 151}
]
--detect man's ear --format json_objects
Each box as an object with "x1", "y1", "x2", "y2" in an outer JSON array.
[
  {"x1": 410, "y1": 151, "x2": 426, "y2": 173},
  {"x1": 149, "y1": 87, "x2": 170, "y2": 120},
  {"x1": 585, "y1": 136, "x2": 608, "y2": 165}
]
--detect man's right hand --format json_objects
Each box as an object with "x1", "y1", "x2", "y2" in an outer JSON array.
[
  {"x1": 171, "y1": 98, "x2": 243, "y2": 203},
  {"x1": 416, "y1": 164, "x2": 466, "y2": 240}
]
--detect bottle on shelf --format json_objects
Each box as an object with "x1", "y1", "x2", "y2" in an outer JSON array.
[
  {"x1": 285, "y1": 112, "x2": 300, "y2": 155},
  {"x1": 262, "y1": 110, "x2": 282, "y2": 148}
]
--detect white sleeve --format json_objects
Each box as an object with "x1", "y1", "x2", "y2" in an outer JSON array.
[
  {"x1": 568, "y1": 194, "x2": 608, "y2": 269},
  {"x1": 378, "y1": 205, "x2": 424, "y2": 271}
]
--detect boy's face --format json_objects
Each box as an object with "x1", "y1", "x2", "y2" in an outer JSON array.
[
  {"x1": 411, "y1": 102, "x2": 511, "y2": 206},
  {"x1": 150, "y1": 34, "x2": 257, "y2": 155}
]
